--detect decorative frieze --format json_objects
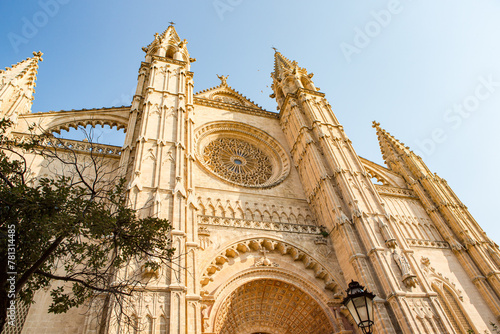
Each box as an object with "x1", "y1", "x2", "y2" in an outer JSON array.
[
  {"x1": 407, "y1": 238, "x2": 450, "y2": 249},
  {"x1": 198, "y1": 215, "x2": 322, "y2": 234},
  {"x1": 375, "y1": 184, "x2": 417, "y2": 198},
  {"x1": 12, "y1": 133, "x2": 122, "y2": 157}
]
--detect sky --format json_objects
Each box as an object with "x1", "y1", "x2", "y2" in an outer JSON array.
[{"x1": 1, "y1": 0, "x2": 500, "y2": 243}]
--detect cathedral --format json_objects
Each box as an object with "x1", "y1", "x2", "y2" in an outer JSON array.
[{"x1": 2, "y1": 25, "x2": 500, "y2": 334}]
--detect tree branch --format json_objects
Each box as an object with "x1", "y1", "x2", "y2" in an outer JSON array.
[
  {"x1": 15, "y1": 235, "x2": 65, "y2": 294},
  {"x1": 34, "y1": 270, "x2": 132, "y2": 295}
]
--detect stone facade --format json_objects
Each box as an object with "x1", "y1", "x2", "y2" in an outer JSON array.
[{"x1": 2, "y1": 25, "x2": 500, "y2": 334}]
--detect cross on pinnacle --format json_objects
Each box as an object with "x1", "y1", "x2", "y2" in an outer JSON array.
[{"x1": 169, "y1": 21, "x2": 176, "y2": 26}]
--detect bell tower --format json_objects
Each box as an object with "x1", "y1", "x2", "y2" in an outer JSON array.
[
  {"x1": 118, "y1": 25, "x2": 200, "y2": 334},
  {"x1": 270, "y1": 50, "x2": 419, "y2": 333},
  {"x1": 373, "y1": 122, "x2": 500, "y2": 319}
]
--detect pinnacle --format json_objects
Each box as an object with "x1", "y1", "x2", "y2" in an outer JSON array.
[
  {"x1": 143, "y1": 25, "x2": 185, "y2": 54},
  {"x1": 373, "y1": 122, "x2": 421, "y2": 168},
  {"x1": 272, "y1": 51, "x2": 294, "y2": 79},
  {"x1": 0, "y1": 51, "x2": 43, "y2": 117},
  {"x1": 1, "y1": 51, "x2": 43, "y2": 92}
]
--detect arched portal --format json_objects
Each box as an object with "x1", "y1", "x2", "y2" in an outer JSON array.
[{"x1": 213, "y1": 279, "x2": 333, "y2": 334}]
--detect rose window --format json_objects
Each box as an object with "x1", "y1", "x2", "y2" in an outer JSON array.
[
  {"x1": 202, "y1": 138, "x2": 273, "y2": 186},
  {"x1": 195, "y1": 122, "x2": 290, "y2": 188}
]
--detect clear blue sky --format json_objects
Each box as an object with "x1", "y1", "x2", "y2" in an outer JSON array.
[{"x1": 2, "y1": 0, "x2": 500, "y2": 242}]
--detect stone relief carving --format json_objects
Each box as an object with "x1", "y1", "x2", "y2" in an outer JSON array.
[
  {"x1": 378, "y1": 217, "x2": 397, "y2": 248},
  {"x1": 198, "y1": 226, "x2": 212, "y2": 250},
  {"x1": 253, "y1": 248, "x2": 279, "y2": 267},
  {"x1": 212, "y1": 93, "x2": 243, "y2": 105},
  {"x1": 393, "y1": 249, "x2": 418, "y2": 288},
  {"x1": 200, "y1": 238, "x2": 339, "y2": 292},
  {"x1": 420, "y1": 256, "x2": 463, "y2": 301}
]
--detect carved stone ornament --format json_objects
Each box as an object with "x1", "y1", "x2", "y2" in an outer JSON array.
[
  {"x1": 198, "y1": 226, "x2": 212, "y2": 250},
  {"x1": 254, "y1": 249, "x2": 279, "y2": 267},
  {"x1": 203, "y1": 137, "x2": 273, "y2": 186},
  {"x1": 393, "y1": 250, "x2": 418, "y2": 288},
  {"x1": 195, "y1": 122, "x2": 290, "y2": 188},
  {"x1": 378, "y1": 218, "x2": 397, "y2": 248}
]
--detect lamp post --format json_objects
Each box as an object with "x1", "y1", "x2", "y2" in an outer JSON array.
[{"x1": 342, "y1": 280, "x2": 376, "y2": 334}]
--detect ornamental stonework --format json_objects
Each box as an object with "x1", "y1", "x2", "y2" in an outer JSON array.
[
  {"x1": 195, "y1": 121, "x2": 291, "y2": 188},
  {"x1": 202, "y1": 137, "x2": 273, "y2": 186},
  {"x1": 214, "y1": 279, "x2": 332, "y2": 334}
]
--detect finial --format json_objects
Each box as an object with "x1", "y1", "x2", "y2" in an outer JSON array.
[
  {"x1": 272, "y1": 46, "x2": 278, "y2": 52},
  {"x1": 32, "y1": 51, "x2": 43, "y2": 62},
  {"x1": 372, "y1": 121, "x2": 380, "y2": 128},
  {"x1": 168, "y1": 21, "x2": 176, "y2": 26},
  {"x1": 217, "y1": 74, "x2": 229, "y2": 86}
]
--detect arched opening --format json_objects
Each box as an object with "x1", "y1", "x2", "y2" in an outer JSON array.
[
  {"x1": 166, "y1": 46, "x2": 177, "y2": 59},
  {"x1": 300, "y1": 76, "x2": 315, "y2": 91},
  {"x1": 276, "y1": 87, "x2": 285, "y2": 106},
  {"x1": 432, "y1": 284, "x2": 475, "y2": 333},
  {"x1": 213, "y1": 279, "x2": 333, "y2": 334},
  {"x1": 53, "y1": 124, "x2": 125, "y2": 147}
]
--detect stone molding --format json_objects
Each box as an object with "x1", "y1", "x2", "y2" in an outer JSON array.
[
  {"x1": 407, "y1": 238, "x2": 450, "y2": 249},
  {"x1": 194, "y1": 97, "x2": 278, "y2": 118},
  {"x1": 203, "y1": 267, "x2": 337, "y2": 334},
  {"x1": 376, "y1": 184, "x2": 418, "y2": 198},
  {"x1": 199, "y1": 236, "x2": 340, "y2": 293},
  {"x1": 18, "y1": 106, "x2": 130, "y2": 134},
  {"x1": 198, "y1": 215, "x2": 321, "y2": 234},
  {"x1": 12, "y1": 132, "x2": 122, "y2": 158}
]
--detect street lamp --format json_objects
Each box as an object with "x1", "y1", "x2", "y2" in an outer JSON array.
[{"x1": 342, "y1": 280, "x2": 376, "y2": 334}]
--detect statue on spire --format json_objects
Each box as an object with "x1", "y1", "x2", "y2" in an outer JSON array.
[{"x1": 217, "y1": 74, "x2": 229, "y2": 86}]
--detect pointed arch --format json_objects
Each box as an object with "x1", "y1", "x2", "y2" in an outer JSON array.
[
  {"x1": 254, "y1": 209, "x2": 263, "y2": 221},
  {"x1": 215, "y1": 203, "x2": 225, "y2": 217},
  {"x1": 200, "y1": 237, "x2": 340, "y2": 293},
  {"x1": 300, "y1": 76, "x2": 315, "y2": 91},
  {"x1": 145, "y1": 315, "x2": 153, "y2": 334},
  {"x1": 225, "y1": 206, "x2": 235, "y2": 218},
  {"x1": 262, "y1": 210, "x2": 271, "y2": 222},
  {"x1": 271, "y1": 211, "x2": 280, "y2": 223},
  {"x1": 165, "y1": 45, "x2": 178, "y2": 59},
  {"x1": 235, "y1": 207, "x2": 244, "y2": 219},
  {"x1": 207, "y1": 203, "x2": 216, "y2": 216},
  {"x1": 431, "y1": 281, "x2": 476, "y2": 333},
  {"x1": 198, "y1": 200, "x2": 207, "y2": 215},
  {"x1": 276, "y1": 87, "x2": 285, "y2": 104},
  {"x1": 244, "y1": 208, "x2": 253, "y2": 220},
  {"x1": 158, "y1": 314, "x2": 168, "y2": 334}
]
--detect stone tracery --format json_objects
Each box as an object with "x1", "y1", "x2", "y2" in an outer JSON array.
[
  {"x1": 195, "y1": 121, "x2": 291, "y2": 188},
  {"x1": 203, "y1": 137, "x2": 273, "y2": 186}
]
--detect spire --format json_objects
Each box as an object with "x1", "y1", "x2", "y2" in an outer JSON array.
[
  {"x1": 141, "y1": 25, "x2": 194, "y2": 65},
  {"x1": 270, "y1": 50, "x2": 317, "y2": 110},
  {"x1": 0, "y1": 51, "x2": 43, "y2": 120},
  {"x1": 372, "y1": 121, "x2": 419, "y2": 166},
  {"x1": 272, "y1": 50, "x2": 295, "y2": 80}
]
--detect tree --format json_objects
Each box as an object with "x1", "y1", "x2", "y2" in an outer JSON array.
[{"x1": 0, "y1": 119, "x2": 174, "y2": 333}]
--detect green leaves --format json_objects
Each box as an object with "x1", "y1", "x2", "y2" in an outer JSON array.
[{"x1": 0, "y1": 118, "x2": 174, "y2": 324}]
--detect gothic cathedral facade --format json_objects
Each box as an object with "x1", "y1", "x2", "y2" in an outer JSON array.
[{"x1": 2, "y1": 25, "x2": 500, "y2": 334}]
